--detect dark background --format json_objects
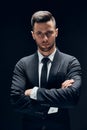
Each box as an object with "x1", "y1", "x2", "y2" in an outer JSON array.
[{"x1": 0, "y1": 0, "x2": 87, "y2": 130}]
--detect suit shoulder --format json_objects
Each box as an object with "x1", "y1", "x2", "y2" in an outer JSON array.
[
  {"x1": 59, "y1": 51, "x2": 81, "y2": 65},
  {"x1": 60, "y1": 51, "x2": 77, "y2": 61},
  {"x1": 21, "y1": 53, "x2": 36, "y2": 62},
  {"x1": 15, "y1": 53, "x2": 37, "y2": 66}
]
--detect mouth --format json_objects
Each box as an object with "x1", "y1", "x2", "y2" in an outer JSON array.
[{"x1": 42, "y1": 42, "x2": 49, "y2": 46}]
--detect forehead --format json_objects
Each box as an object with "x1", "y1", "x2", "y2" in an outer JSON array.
[{"x1": 33, "y1": 20, "x2": 55, "y2": 31}]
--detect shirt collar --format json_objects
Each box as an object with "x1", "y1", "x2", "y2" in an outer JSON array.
[{"x1": 38, "y1": 48, "x2": 57, "y2": 63}]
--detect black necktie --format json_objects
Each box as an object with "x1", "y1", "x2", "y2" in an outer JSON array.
[{"x1": 41, "y1": 57, "x2": 49, "y2": 88}]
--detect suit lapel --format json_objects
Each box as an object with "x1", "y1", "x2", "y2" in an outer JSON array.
[
  {"x1": 48, "y1": 49, "x2": 62, "y2": 87},
  {"x1": 29, "y1": 52, "x2": 39, "y2": 87}
]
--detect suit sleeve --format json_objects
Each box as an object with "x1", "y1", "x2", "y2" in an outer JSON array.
[
  {"x1": 37, "y1": 57, "x2": 82, "y2": 108},
  {"x1": 10, "y1": 59, "x2": 39, "y2": 116}
]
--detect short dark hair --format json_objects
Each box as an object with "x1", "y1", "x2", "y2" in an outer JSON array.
[{"x1": 31, "y1": 11, "x2": 56, "y2": 29}]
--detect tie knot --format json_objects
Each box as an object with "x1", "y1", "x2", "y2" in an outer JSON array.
[{"x1": 42, "y1": 57, "x2": 49, "y2": 64}]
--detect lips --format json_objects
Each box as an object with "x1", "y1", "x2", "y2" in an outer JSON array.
[{"x1": 42, "y1": 42, "x2": 49, "y2": 46}]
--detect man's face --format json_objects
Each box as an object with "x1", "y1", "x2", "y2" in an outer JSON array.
[{"x1": 31, "y1": 20, "x2": 58, "y2": 53}]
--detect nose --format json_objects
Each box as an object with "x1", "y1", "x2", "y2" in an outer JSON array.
[{"x1": 42, "y1": 34, "x2": 48, "y2": 41}]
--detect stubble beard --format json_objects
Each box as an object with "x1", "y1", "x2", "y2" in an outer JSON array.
[{"x1": 38, "y1": 42, "x2": 56, "y2": 56}]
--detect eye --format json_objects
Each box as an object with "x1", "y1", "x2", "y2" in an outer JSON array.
[
  {"x1": 46, "y1": 31, "x2": 54, "y2": 37},
  {"x1": 36, "y1": 31, "x2": 42, "y2": 36}
]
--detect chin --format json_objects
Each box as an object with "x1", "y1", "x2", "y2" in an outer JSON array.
[{"x1": 41, "y1": 47, "x2": 51, "y2": 52}]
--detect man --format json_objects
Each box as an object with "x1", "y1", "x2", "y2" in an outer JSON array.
[{"x1": 10, "y1": 11, "x2": 82, "y2": 130}]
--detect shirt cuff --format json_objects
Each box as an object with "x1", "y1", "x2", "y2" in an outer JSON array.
[{"x1": 30, "y1": 87, "x2": 38, "y2": 100}]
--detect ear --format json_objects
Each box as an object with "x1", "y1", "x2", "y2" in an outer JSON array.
[
  {"x1": 55, "y1": 28, "x2": 58, "y2": 37},
  {"x1": 31, "y1": 31, "x2": 35, "y2": 40}
]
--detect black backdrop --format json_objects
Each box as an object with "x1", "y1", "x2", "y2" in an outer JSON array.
[{"x1": 0, "y1": 0, "x2": 87, "y2": 130}]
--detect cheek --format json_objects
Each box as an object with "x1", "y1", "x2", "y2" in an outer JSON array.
[
  {"x1": 34, "y1": 38, "x2": 42, "y2": 44},
  {"x1": 50, "y1": 36, "x2": 56, "y2": 41}
]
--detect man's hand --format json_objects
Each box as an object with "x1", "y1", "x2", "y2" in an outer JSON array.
[
  {"x1": 25, "y1": 89, "x2": 32, "y2": 96},
  {"x1": 61, "y1": 79, "x2": 74, "y2": 88}
]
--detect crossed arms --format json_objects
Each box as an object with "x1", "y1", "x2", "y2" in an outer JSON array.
[
  {"x1": 11, "y1": 56, "x2": 81, "y2": 114},
  {"x1": 25, "y1": 79, "x2": 74, "y2": 96}
]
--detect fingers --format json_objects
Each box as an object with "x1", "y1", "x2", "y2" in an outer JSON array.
[
  {"x1": 25, "y1": 89, "x2": 32, "y2": 96},
  {"x1": 25, "y1": 90, "x2": 29, "y2": 96},
  {"x1": 61, "y1": 79, "x2": 74, "y2": 89}
]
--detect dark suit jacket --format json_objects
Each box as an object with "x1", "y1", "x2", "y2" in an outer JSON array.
[{"x1": 10, "y1": 49, "x2": 82, "y2": 130}]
